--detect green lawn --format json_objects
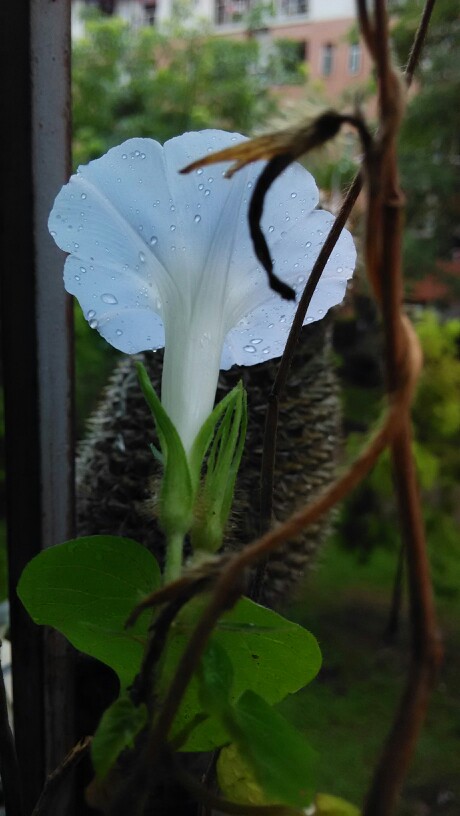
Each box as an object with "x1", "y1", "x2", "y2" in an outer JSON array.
[{"x1": 282, "y1": 542, "x2": 460, "y2": 815}]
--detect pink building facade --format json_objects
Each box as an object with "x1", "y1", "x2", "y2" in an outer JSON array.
[{"x1": 73, "y1": 0, "x2": 372, "y2": 102}]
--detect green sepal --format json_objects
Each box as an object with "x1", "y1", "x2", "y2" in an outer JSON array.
[
  {"x1": 188, "y1": 381, "x2": 244, "y2": 492},
  {"x1": 91, "y1": 693, "x2": 148, "y2": 779},
  {"x1": 191, "y1": 382, "x2": 248, "y2": 553},
  {"x1": 17, "y1": 535, "x2": 160, "y2": 687},
  {"x1": 136, "y1": 362, "x2": 193, "y2": 536}
]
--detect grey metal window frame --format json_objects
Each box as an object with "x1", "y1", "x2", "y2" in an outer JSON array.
[{"x1": 0, "y1": 2, "x2": 75, "y2": 813}]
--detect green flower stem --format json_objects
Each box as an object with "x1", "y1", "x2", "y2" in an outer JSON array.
[{"x1": 164, "y1": 531, "x2": 185, "y2": 584}]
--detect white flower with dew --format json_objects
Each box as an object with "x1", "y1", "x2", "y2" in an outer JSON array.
[{"x1": 49, "y1": 130, "x2": 356, "y2": 454}]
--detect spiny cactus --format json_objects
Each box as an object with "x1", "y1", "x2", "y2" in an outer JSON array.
[{"x1": 77, "y1": 319, "x2": 340, "y2": 606}]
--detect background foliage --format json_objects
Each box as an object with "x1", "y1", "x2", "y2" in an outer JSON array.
[
  {"x1": 72, "y1": 9, "x2": 277, "y2": 168},
  {"x1": 392, "y1": 0, "x2": 460, "y2": 287}
]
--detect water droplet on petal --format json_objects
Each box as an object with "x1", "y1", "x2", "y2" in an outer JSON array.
[
  {"x1": 337, "y1": 266, "x2": 343, "y2": 273},
  {"x1": 290, "y1": 192, "x2": 297, "y2": 198},
  {"x1": 279, "y1": 315, "x2": 286, "y2": 323},
  {"x1": 204, "y1": 189, "x2": 210, "y2": 197},
  {"x1": 318, "y1": 309, "x2": 324, "y2": 315},
  {"x1": 140, "y1": 153, "x2": 146, "y2": 159},
  {"x1": 116, "y1": 329, "x2": 123, "y2": 336},
  {"x1": 150, "y1": 236, "x2": 158, "y2": 246},
  {"x1": 170, "y1": 225, "x2": 176, "y2": 232},
  {"x1": 80, "y1": 266, "x2": 86, "y2": 273},
  {"x1": 247, "y1": 181, "x2": 253, "y2": 189},
  {"x1": 198, "y1": 183, "x2": 204, "y2": 191},
  {"x1": 244, "y1": 345, "x2": 256, "y2": 353},
  {"x1": 306, "y1": 316, "x2": 313, "y2": 323},
  {"x1": 80, "y1": 193, "x2": 87, "y2": 200},
  {"x1": 268, "y1": 323, "x2": 274, "y2": 329},
  {"x1": 50, "y1": 230, "x2": 56, "y2": 237},
  {"x1": 251, "y1": 338, "x2": 262, "y2": 344},
  {"x1": 208, "y1": 177, "x2": 213, "y2": 183},
  {"x1": 74, "y1": 242, "x2": 79, "y2": 249},
  {"x1": 134, "y1": 150, "x2": 140, "y2": 157},
  {"x1": 263, "y1": 347, "x2": 270, "y2": 354},
  {"x1": 89, "y1": 318, "x2": 98, "y2": 329},
  {"x1": 194, "y1": 214, "x2": 201, "y2": 223},
  {"x1": 196, "y1": 168, "x2": 203, "y2": 175},
  {"x1": 87, "y1": 310, "x2": 96, "y2": 319},
  {"x1": 268, "y1": 226, "x2": 274, "y2": 233},
  {"x1": 306, "y1": 241, "x2": 312, "y2": 248},
  {"x1": 74, "y1": 275, "x2": 80, "y2": 281},
  {"x1": 170, "y1": 204, "x2": 176, "y2": 212},
  {"x1": 122, "y1": 153, "x2": 127, "y2": 160},
  {"x1": 139, "y1": 251, "x2": 146, "y2": 263},
  {"x1": 101, "y1": 293, "x2": 118, "y2": 305},
  {"x1": 297, "y1": 275, "x2": 305, "y2": 283}
]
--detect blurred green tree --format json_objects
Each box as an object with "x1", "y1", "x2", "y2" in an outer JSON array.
[
  {"x1": 392, "y1": 0, "x2": 460, "y2": 284},
  {"x1": 73, "y1": 10, "x2": 277, "y2": 167},
  {"x1": 337, "y1": 312, "x2": 460, "y2": 598}
]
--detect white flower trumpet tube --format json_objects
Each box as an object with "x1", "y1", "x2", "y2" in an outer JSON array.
[{"x1": 49, "y1": 130, "x2": 356, "y2": 453}]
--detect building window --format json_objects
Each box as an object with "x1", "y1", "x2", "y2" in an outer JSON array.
[
  {"x1": 280, "y1": 0, "x2": 308, "y2": 16},
  {"x1": 321, "y1": 43, "x2": 334, "y2": 77},
  {"x1": 215, "y1": 0, "x2": 250, "y2": 25},
  {"x1": 85, "y1": 0, "x2": 115, "y2": 12},
  {"x1": 215, "y1": 0, "x2": 225, "y2": 24},
  {"x1": 349, "y1": 42, "x2": 361, "y2": 74},
  {"x1": 144, "y1": 1, "x2": 156, "y2": 25}
]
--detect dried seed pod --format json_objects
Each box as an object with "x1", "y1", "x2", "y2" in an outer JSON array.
[{"x1": 76, "y1": 318, "x2": 340, "y2": 607}]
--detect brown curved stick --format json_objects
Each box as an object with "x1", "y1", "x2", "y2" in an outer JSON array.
[
  {"x1": 31, "y1": 737, "x2": 92, "y2": 816},
  {"x1": 356, "y1": 0, "x2": 377, "y2": 58},
  {"x1": 359, "y1": 1, "x2": 442, "y2": 813},
  {"x1": 405, "y1": 0, "x2": 437, "y2": 85}
]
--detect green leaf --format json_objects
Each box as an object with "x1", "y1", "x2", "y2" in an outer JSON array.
[
  {"x1": 217, "y1": 742, "x2": 274, "y2": 806},
  {"x1": 315, "y1": 793, "x2": 361, "y2": 816},
  {"x1": 164, "y1": 595, "x2": 321, "y2": 750},
  {"x1": 92, "y1": 693, "x2": 148, "y2": 779},
  {"x1": 198, "y1": 640, "x2": 234, "y2": 716},
  {"x1": 17, "y1": 535, "x2": 160, "y2": 687},
  {"x1": 224, "y1": 690, "x2": 316, "y2": 808},
  {"x1": 136, "y1": 362, "x2": 193, "y2": 536}
]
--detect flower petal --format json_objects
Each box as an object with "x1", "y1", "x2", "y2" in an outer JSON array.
[
  {"x1": 49, "y1": 129, "x2": 355, "y2": 367},
  {"x1": 220, "y1": 210, "x2": 356, "y2": 368}
]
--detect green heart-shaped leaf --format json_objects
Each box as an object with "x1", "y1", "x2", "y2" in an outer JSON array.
[{"x1": 17, "y1": 535, "x2": 160, "y2": 687}]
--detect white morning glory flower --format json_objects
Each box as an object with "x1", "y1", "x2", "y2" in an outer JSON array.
[{"x1": 49, "y1": 130, "x2": 356, "y2": 454}]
